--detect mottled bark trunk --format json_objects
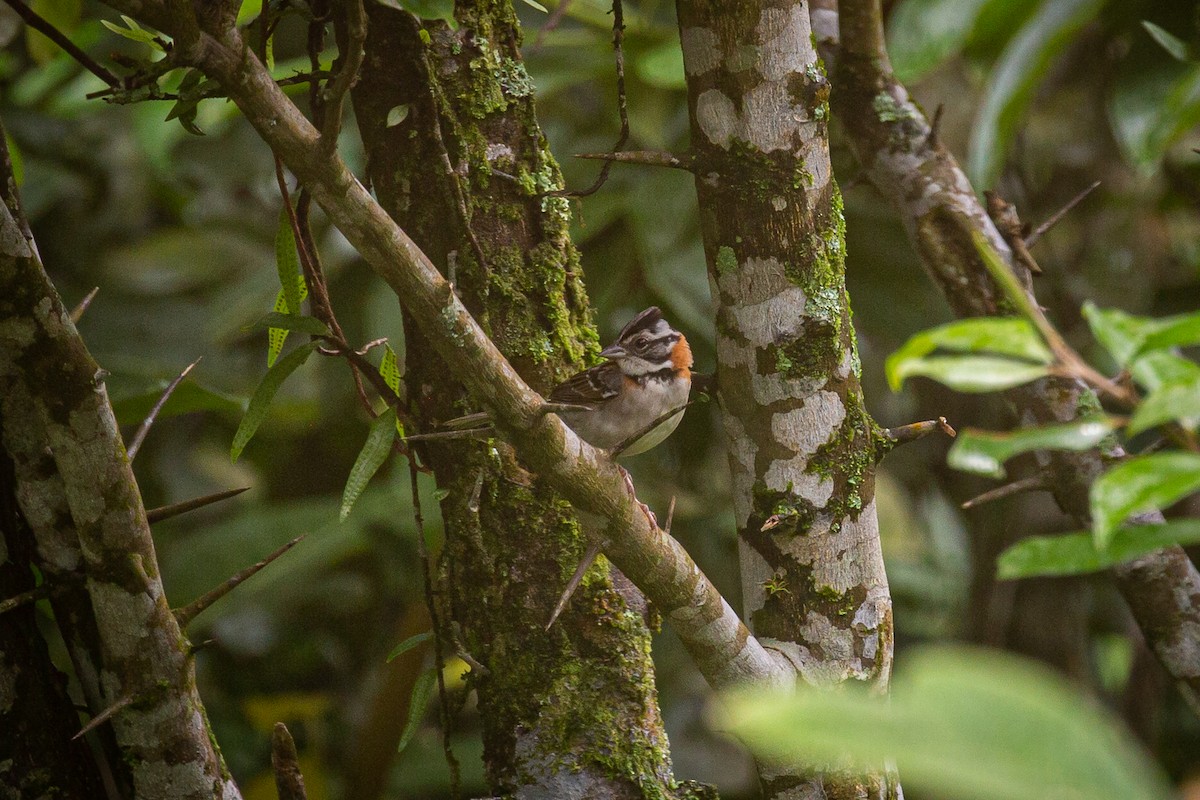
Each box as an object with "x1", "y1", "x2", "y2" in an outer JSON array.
[
  {"x1": 0, "y1": 131, "x2": 239, "y2": 800},
  {"x1": 826, "y1": 0, "x2": 1200, "y2": 710},
  {"x1": 675, "y1": 2, "x2": 896, "y2": 797},
  {"x1": 351, "y1": 3, "x2": 682, "y2": 796}
]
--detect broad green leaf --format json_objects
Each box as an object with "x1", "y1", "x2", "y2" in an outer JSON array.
[
  {"x1": 268, "y1": 275, "x2": 311, "y2": 367},
  {"x1": 1142, "y1": 21, "x2": 1191, "y2": 63},
  {"x1": 341, "y1": 409, "x2": 398, "y2": 521},
  {"x1": 1091, "y1": 452, "x2": 1200, "y2": 547},
  {"x1": 386, "y1": 104, "x2": 410, "y2": 127},
  {"x1": 948, "y1": 418, "x2": 1114, "y2": 479},
  {"x1": 1131, "y1": 350, "x2": 1200, "y2": 394},
  {"x1": 275, "y1": 208, "x2": 302, "y2": 315},
  {"x1": 374, "y1": 0, "x2": 457, "y2": 29},
  {"x1": 886, "y1": 318, "x2": 1051, "y2": 391},
  {"x1": 1136, "y1": 310, "x2": 1200, "y2": 356},
  {"x1": 997, "y1": 520, "x2": 1200, "y2": 579},
  {"x1": 1127, "y1": 374, "x2": 1200, "y2": 436},
  {"x1": 1111, "y1": 59, "x2": 1200, "y2": 172},
  {"x1": 967, "y1": 0, "x2": 1105, "y2": 187},
  {"x1": 231, "y1": 342, "x2": 318, "y2": 462},
  {"x1": 387, "y1": 631, "x2": 433, "y2": 662},
  {"x1": 1082, "y1": 302, "x2": 1153, "y2": 367},
  {"x1": 886, "y1": 0, "x2": 991, "y2": 83},
  {"x1": 397, "y1": 667, "x2": 437, "y2": 755},
  {"x1": 726, "y1": 646, "x2": 1172, "y2": 800},
  {"x1": 248, "y1": 312, "x2": 330, "y2": 337},
  {"x1": 888, "y1": 355, "x2": 1049, "y2": 393}
]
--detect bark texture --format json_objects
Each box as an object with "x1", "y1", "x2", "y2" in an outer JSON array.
[
  {"x1": 0, "y1": 133, "x2": 240, "y2": 799},
  {"x1": 827, "y1": 0, "x2": 1200, "y2": 710},
  {"x1": 352, "y1": 2, "x2": 682, "y2": 796},
  {"x1": 675, "y1": 1, "x2": 895, "y2": 797}
]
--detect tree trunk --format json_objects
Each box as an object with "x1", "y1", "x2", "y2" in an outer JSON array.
[
  {"x1": 351, "y1": 3, "x2": 685, "y2": 796},
  {"x1": 675, "y1": 1, "x2": 896, "y2": 797}
]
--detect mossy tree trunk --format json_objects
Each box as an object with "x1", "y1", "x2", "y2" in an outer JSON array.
[
  {"x1": 351, "y1": 3, "x2": 684, "y2": 796},
  {"x1": 675, "y1": 1, "x2": 897, "y2": 797}
]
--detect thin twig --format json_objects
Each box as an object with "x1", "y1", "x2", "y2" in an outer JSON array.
[
  {"x1": 574, "y1": 150, "x2": 693, "y2": 171},
  {"x1": 272, "y1": 722, "x2": 309, "y2": 800},
  {"x1": 402, "y1": 426, "x2": 493, "y2": 443},
  {"x1": 549, "y1": 0, "x2": 628, "y2": 198},
  {"x1": 961, "y1": 475, "x2": 1048, "y2": 510},
  {"x1": 611, "y1": 401, "x2": 692, "y2": 458},
  {"x1": 69, "y1": 286, "x2": 99, "y2": 323},
  {"x1": 546, "y1": 539, "x2": 604, "y2": 630},
  {"x1": 84, "y1": 70, "x2": 332, "y2": 101},
  {"x1": 0, "y1": 584, "x2": 50, "y2": 616},
  {"x1": 984, "y1": 190, "x2": 1041, "y2": 276},
  {"x1": 3, "y1": 0, "x2": 120, "y2": 86},
  {"x1": 145, "y1": 486, "x2": 250, "y2": 524},
  {"x1": 880, "y1": 416, "x2": 956, "y2": 445},
  {"x1": 1025, "y1": 180, "x2": 1101, "y2": 249},
  {"x1": 319, "y1": 0, "x2": 366, "y2": 153},
  {"x1": 409, "y1": 459, "x2": 461, "y2": 797},
  {"x1": 531, "y1": 0, "x2": 572, "y2": 50},
  {"x1": 73, "y1": 694, "x2": 135, "y2": 740},
  {"x1": 172, "y1": 536, "x2": 304, "y2": 627},
  {"x1": 125, "y1": 358, "x2": 201, "y2": 461}
]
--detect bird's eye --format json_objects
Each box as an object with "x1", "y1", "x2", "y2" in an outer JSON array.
[{"x1": 633, "y1": 336, "x2": 650, "y2": 351}]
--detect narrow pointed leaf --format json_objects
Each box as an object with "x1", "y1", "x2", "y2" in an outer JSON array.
[
  {"x1": 887, "y1": 318, "x2": 1051, "y2": 391},
  {"x1": 997, "y1": 520, "x2": 1200, "y2": 579},
  {"x1": 1091, "y1": 452, "x2": 1200, "y2": 547},
  {"x1": 340, "y1": 408, "x2": 398, "y2": 521},
  {"x1": 1127, "y1": 374, "x2": 1200, "y2": 436},
  {"x1": 379, "y1": 345, "x2": 406, "y2": 437},
  {"x1": 248, "y1": 312, "x2": 330, "y2": 336},
  {"x1": 1142, "y1": 21, "x2": 1191, "y2": 63},
  {"x1": 268, "y1": 275, "x2": 311, "y2": 367},
  {"x1": 397, "y1": 667, "x2": 437, "y2": 755},
  {"x1": 948, "y1": 418, "x2": 1114, "y2": 479},
  {"x1": 387, "y1": 631, "x2": 433, "y2": 662},
  {"x1": 231, "y1": 342, "x2": 318, "y2": 462},
  {"x1": 275, "y1": 207, "x2": 302, "y2": 315},
  {"x1": 888, "y1": 355, "x2": 1050, "y2": 393}
]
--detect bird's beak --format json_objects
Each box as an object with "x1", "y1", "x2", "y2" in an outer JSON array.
[{"x1": 600, "y1": 343, "x2": 627, "y2": 360}]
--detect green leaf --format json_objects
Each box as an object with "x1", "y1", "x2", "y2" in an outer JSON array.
[
  {"x1": 1142, "y1": 21, "x2": 1191, "y2": 63},
  {"x1": 1111, "y1": 59, "x2": 1200, "y2": 172},
  {"x1": 387, "y1": 631, "x2": 433, "y2": 662},
  {"x1": 886, "y1": 0, "x2": 991, "y2": 83},
  {"x1": 101, "y1": 15, "x2": 165, "y2": 49},
  {"x1": 275, "y1": 208, "x2": 302, "y2": 316},
  {"x1": 1136, "y1": 310, "x2": 1200, "y2": 356},
  {"x1": 374, "y1": 0, "x2": 457, "y2": 28},
  {"x1": 948, "y1": 418, "x2": 1114, "y2": 479},
  {"x1": 888, "y1": 355, "x2": 1050, "y2": 393},
  {"x1": 378, "y1": 345, "x2": 406, "y2": 437},
  {"x1": 519, "y1": 0, "x2": 548, "y2": 12},
  {"x1": 247, "y1": 312, "x2": 330, "y2": 336},
  {"x1": 1082, "y1": 302, "x2": 1153, "y2": 367},
  {"x1": 726, "y1": 646, "x2": 1172, "y2": 800},
  {"x1": 967, "y1": 0, "x2": 1105, "y2": 187},
  {"x1": 1091, "y1": 452, "x2": 1200, "y2": 547},
  {"x1": 1127, "y1": 374, "x2": 1200, "y2": 436},
  {"x1": 341, "y1": 409, "x2": 398, "y2": 521},
  {"x1": 997, "y1": 520, "x2": 1200, "y2": 579},
  {"x1": 268, "y1": 275, "x2": 311, "y2": 367},
  {"x1": 1131, "y1": 350, "x2": 1200, "y2": 394},
  {"x1": 386, "y1": 104, "x2": 410, "y2": 127},
  {"x1": 397, "y1": 667, "x2": 437, "y2": 755},
  {"x1": 886, "y1": 317, "x2": 1052, "y2": 391},
  {"x1": 231, "y1": 342, "x2": 318, "y2": 462}
]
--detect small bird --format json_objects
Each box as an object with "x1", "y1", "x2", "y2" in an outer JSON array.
[{"x1": 548, "y1": 306, "x2": 693, "y2": 456}]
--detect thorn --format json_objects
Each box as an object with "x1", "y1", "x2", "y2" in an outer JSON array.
[
  {"x1": 573, "y1": 150, "x2": 694, "y2": 171},
  {"x1": 1024, "y1": 180, "x2": 1101, "y2": 249},
  {"x1": 401, "y1": 427, "x2": 493, "y2": 442},
  {"x1": 69, "y1": 286, "x2": 99, "y2": 323},
  {"x1": 73, "y1": 694, "x2": 136, "y2": 740},
  {"x1": 540, "y1": 402, "x2": 596, "y2": 415},
  {"x1": 926, "y1": 103, "x2": 944, "y2": 149},
  {"x1": 125, "y1": 358, "x2": 201, "y2": 461},
  {"x1": 984, "y1": 191, "x2": 1042, "y2": 276},
  {"x1": 961, "y1": 475, "x2": 1048, "y2": 509},
  {"x1": 0, "y1": 584, "x2": 51, "y2": 616},
  {"x1": 173, "y1": 536, "x2": 304, "y2": 627},
  {"x1": 546, "y1": 540, "x2": 604, "y2": 631},
  {"x1": 146, "y1": 487, "x2": 250, "y2": 524},
  {"x1": 663, "y1": 496, "x2": 677, "y2": 537},
  {"x1": 272, "y1": 722, "x2": 309, "y2": 800}
]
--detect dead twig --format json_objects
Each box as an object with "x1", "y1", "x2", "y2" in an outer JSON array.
[
  {"x1": 272, "y1": 722, "x2": 308, "y2": 800},
  {"x1": 546, "y1": 539, "x2": 605, "y2": 630},
  {"x1": 984, "y1": 190, "x2": 1041, "y2": 276},
  {"x1": 172, "y1": 536, "x2": 304, "y2": 627},
  {"x1": 0, "y1": 584, "x2": 50, "y2": 616},
  {"x1": 319, "y1": 0, "x2": 366, "y2": 153},
  {"x1": 1025, "y1": 180, "x2": 1101, "y2": 249},
  {"x1": 961, "y1": 475, "x2": 1048, "y2": 510},
  {"x1": 145, "y1": 486, "x2": 250, "y2": 524},
  {"x1": 125, "y1": 358, "x2": 201, "y2": 461},
  {"x1": 3, "y1": 0, "x2": 119, "y2": 86},
  {"x1": 574, "y1": 150, "x2": 694, "y2": 171}
]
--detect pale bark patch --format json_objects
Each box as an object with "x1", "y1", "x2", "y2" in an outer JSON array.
[
  {"x1": 680, "y1": 27, "x2": 721, "y2": 76},
  {"x1": 771, "y1": 390, "x2": 845, "y2": 457},
  {"x1": 756, "y1": 5, "x2": 810, "y2": 81}
]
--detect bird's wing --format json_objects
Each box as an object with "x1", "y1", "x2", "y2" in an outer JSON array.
[{"x1": 548, "y1": 361, "x2": 623, "y2": 407}]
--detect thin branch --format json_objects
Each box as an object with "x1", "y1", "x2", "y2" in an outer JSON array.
[
  {"x1": 574, "y1": 150, "x2": 693, "y2": 171},
  {"x1": 549, "y1": 0, "x2": 628, "y2": 198},
  {"x1": 85, "y1": 70, "x2": 332, "y2": 101},
  {"x1": 0, "y1": 584, "x2": 50, "y2": 616},
  {"x1": 73, "y1": 694, "x2": 135, "y2": 741},
  {"x1": 3, "y1": 0, "x2": 120, "y2": 86},
  {"x1": 531, "y1": 0, "x2": 572, "y2": 50},
  {"x1": 1025, "y1": 180, "x2": 1101, "y2": 249},
  {"x1": 172, "y1": 536, "x2": 304, "y2": 627},
  {"x1": 271, "y1": 722, "x2": 308, "y2": 800},
  {"x1": 125, "y1": 357, "x2": 200, "y2": 461},
  {"x1": 69, "y1": 286, "x2": 99, "y2": 323},
  {"x1": 145, "y1": 486, "x2": 250, "y2": 524},
  {"x1": 320, "y1": 0, "x2": 366, "y2": 153},
  {"x1": 961, "y1": 475, "x2": 1049, "y2": 510}
]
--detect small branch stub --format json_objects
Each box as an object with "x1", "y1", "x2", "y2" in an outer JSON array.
[{"x1": 272, "y1": 723, "x2": 308, "y2": 800}]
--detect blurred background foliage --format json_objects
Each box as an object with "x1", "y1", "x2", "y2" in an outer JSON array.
[{"x1": 3, "y1": 0, "x2": 1199, "y2": 796}]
